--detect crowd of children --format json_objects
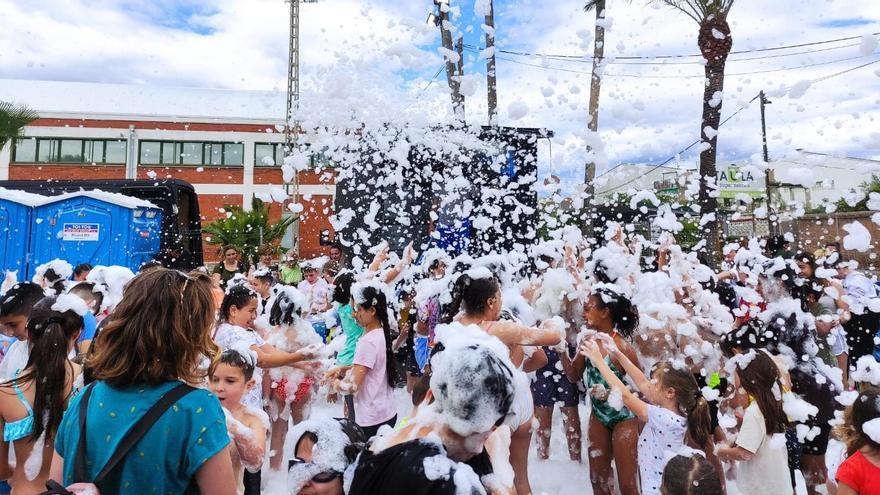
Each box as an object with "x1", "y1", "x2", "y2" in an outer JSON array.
[{"x1": 0, "y1": 229, "x2": 879, "y2": 494}]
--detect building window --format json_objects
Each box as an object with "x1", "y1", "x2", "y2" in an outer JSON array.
[
  {"x1": 139, "y1": 140, "x2": 244, "y2": 166},
  {"x1": 11, "y1": 138, "x2": 126, "y2": 164},
  {"x1": 255, "y1": 143, "x2": 285, "y2": 167},
  {"x1": 319, "y1": 229, "x2": 333, "y2": 246},
  {"x1": 11, "y1": 138, "x2": 36, "y2": 162}
]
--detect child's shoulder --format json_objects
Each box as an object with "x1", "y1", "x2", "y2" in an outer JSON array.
[{"x1": 238, "y1": 404, "x2": 270, "y2": 432}]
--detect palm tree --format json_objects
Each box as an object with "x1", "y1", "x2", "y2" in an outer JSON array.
[
  {"x1": 202, "y1": 197, "x2": 297, "y2": 263},
  {"x1": 656, "y1": 0, "x2": 735, "y2": 265},
  {"x1": 582, "y1": 0, "x2": 609, "y2": 238},
  {"x1": 0, "y1": 101, "x2": 39, "y2": 151}
]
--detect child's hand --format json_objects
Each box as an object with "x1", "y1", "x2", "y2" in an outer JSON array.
[{"x1": 579, "y1": 340, "x2": 604, "y2": 364}]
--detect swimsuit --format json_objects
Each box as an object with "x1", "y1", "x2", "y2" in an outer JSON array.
[
  {"x1": 3, "y1": 370, "x2": 34, "y2": 442},
  {"x1": 584, "y1": 357, "x2": 635, "y2": 430}
]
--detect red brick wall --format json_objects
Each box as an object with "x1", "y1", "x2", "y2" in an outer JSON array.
[
  {"x1": 297, "y1": 194, "x2": 335, "y2": 259},
  {"x1": 793, "y1": 212, "x2": 880, "y2": 272},
  {"x1": 253, "y1": 168, "x2": 336, "y2": 185},
  {"x1": 136, "y1": 166, "x2": 244, "y2": 183},
  {"x1": 30, "y1": 117, "x2": 278, "y2": 133},
  {"x1": 9, "y1": 164, "x2": 126, "y2": 180}
]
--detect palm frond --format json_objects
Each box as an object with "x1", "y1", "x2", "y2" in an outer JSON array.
[
  {"x1": 0, "y1": 101, "x2": 39, "y2": 150},
  {"x1": 202, "y1": 198, "x2": 298, "y2": 262}
]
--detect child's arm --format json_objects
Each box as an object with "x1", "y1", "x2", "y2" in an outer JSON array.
[
  {"x1": 334, "y1": 364, "x2": 368, "y2": 395},
  {"x1": 609, "y1": 346, "x2": 650, "y2": 396},
  {"x1": 226, "y1": 412, "x2": 267, "y2": 471},
  {"x1": 579, "y1": 341, "x2": 648, "y2": 421},
  {"x1": 716, "y1": 443, "x2": 754, "y2": 462}
]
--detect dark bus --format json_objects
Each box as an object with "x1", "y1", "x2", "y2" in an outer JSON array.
[{"x1": 0, "y1": 178, "x2": 203, "y2": 269}]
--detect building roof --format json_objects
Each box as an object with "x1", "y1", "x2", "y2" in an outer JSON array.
[
  {"x1": 0, "y1": 187, "x2": 158, "y2": 209},
  {"x1": 0, "y1": 78, "x2": 286, "y2": 124}
]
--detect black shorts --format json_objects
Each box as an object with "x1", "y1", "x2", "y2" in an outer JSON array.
[{"x1": 531, "y1": 348, "x2": 579, "y2": 408}]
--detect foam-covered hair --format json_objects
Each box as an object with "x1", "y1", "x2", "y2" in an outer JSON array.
[{"x1": 269, "y1": 285, "x2": 308, "y2": 326}]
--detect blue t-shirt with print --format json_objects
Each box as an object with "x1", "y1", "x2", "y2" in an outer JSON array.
[{"x1": 54, "y1": 380, "x2": 229, "y2": 495}]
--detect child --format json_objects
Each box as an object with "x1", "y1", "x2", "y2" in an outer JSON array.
[
  {"x1": 660, "y1": 453, "x2": 723, "y2": 495},
  {"x1": 834, "y1": 386, "x2": 880, "y2": 494},
  {"x1": 250, "y1": 268, "x2": 275, "y2": 319},
  {"x1": 580, "y1": 340, "x2": 716, "y2": 495},
  {"x1": 322, "y1": 272, "x2": 363, "y2": 419},
  {"x1": 209, "y1": 348, "x2": 268, "y2": 495},
  {"x1": 0, "y1": 282, "x2": 44, "y2": 380},
  {"x1": 213, "y1": 284, "x2": 316, "y2": 411},
  {"x1": 717, "y1": 350, "x2": 792, "y2": 494},
  {"x1": 0, "y1": 295, "x2": 84, "y2": 493},
  {"x1": 330, "y1": 281, "x2": 399, "y2": 438},
  {"x1": 298, "y1": 264, "x2": 331, "y2": 341}
]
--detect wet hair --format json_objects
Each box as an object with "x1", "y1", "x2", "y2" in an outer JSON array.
[
  {"x1": 430, "y1": 344, "x2": 515, "y2": 433},
  {"x1": 73, "y1": 263, "x2": 92, "y2": 278},
  {"x1": 354, "y1": 284, "x2": 401, "y2": 388},
  {"x1": 590, "y1": 287, "x2": 639, "y2": 338},
  {"x1": 653, "y1": 363, "x2": 713, "y2": 449},
  {"x1": 736, "y1": 351, "x2": 787, "y2": 435},
  {"x1": 293, "y1": 418, "x2": 366, "y2": 466},
  {"x1": 5, "y1": 296, "x2": 83, "y2": 442},
  {"x1": 252, "y1": 269, "x2": 274, "y2": 287},
  {"x1": 660, "y1": 454, "x2": 723, "y2": 495},
  {"x1": 88, "y1": 268, "x2": 219, "y2": 387},
  {"x1": 213, "y1": 348, "x2": 256, "y2": 381},
  {"x1": 720, "y1": 318, "x2": 778, "y2": 357},
  {"x1": 269, "y1": 289, "x2": 304, "y2": 326},
  {"x1": 220, "y1": 284, "x2": 258, "y2": 322},
  {"x1": 67, "y1": 282, "x2": 104, "y2": 315},
  {"x1": 139, "y1": 261, "x2": 163, "y2": 273},
  {"x1": 441, "y1": 273, "x2": 500, "y2": 324},
  {"x1": 332, "y1": 272, "x2": 355, "y2": 305},
  {"x1": 428, "y1": 258, "x2": 445, "y2": 273},
  {"x1": 322, "y1": 260, "x2": 340, "y2": 277},
  {"x1": 42, "y1": 268, "x2": 67, "y2": 296},
  {"x1": 835, "y1": 386, "x2": 880, "y2": 456},
  {"x1": 0, "y1": 282, "x2": 44, "y2": 318}
]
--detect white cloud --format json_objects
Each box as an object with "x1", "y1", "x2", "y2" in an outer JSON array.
[{"x1": 1, "y1": 0, "x2": 878, "y2": 187}]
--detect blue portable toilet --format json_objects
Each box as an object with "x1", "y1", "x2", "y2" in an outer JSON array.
[
  {"x1": 0, "y1": 188, "x2": 45, "y2": 277},
  {"x1": 29, "y1": 190, "x2": 163, "y2": 278}
]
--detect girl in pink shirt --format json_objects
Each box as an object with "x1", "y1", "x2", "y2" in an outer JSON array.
[{"x1": 331, "y1": 281, "x2": 400, "y2": 438}]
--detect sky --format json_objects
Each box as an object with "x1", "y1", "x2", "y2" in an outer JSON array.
[{"x1": 1, "y1": 0, "x2": 879, "y2": 190}]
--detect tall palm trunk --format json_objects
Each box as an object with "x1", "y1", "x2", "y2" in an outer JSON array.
[
  {"x1": 696, "y1": 15, "x2": 732, "y2": 267},
  {"x1": 584, "y1": 0, "x2": 605, "y2": 237}
]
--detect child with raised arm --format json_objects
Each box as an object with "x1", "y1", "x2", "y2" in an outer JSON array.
[{"x1": 580, "y1": 338, "x2": 718, "y2": 495}]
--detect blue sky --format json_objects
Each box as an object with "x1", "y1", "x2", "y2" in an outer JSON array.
[{"x1": 1, "y1": 0, "x2": 879, "y2": 187}]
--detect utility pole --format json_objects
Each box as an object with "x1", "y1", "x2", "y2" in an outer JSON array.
[
  {"x1": 433, "y1": 0, "x2": 465, "y2": 123},
  {"x1": 483, "y1": 0, "x2": 498, "y2": 125},
  {"x1": 759, "y1": 90, "x2": 775, "y2": 236},
  {"x1": 284, "y1": 0, "x2": 318, "y2": 252}
]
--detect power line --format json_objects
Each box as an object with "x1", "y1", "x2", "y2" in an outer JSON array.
[
  {"x1": 471, "y1": 48, "x2": 879, "y2": 79},
  {"x1": 465, "y1": 41, "x2": 864, "y2": 66},
  {"x1": 594, "y1": 57, "x2": 880, "y2": 195},
  {"x1": 481, "y1": 32, "x2": 879, "y2": 62}
]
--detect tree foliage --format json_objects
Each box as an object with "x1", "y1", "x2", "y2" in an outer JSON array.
[
  {"x1": 202, "y1": 198, "x2": 297, "y2": 263},
  {"x1": 0, "y1": 101, "x2": 39, "y2": 150}
]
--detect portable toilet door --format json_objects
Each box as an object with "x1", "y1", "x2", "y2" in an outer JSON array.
[
  {"x1": 29, "y1": 191, "x2": 162, "y2": 278},
  {"x1": 0, "y1": 188, "x2": 45, "y2": 277}
]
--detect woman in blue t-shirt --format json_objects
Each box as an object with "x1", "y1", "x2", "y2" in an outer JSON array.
[{"x1": 49, "y1": 269, "x2": 237, "y2": 495}]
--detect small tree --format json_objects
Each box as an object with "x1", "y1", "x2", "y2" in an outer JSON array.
[
  {"x1": 0, "y1": 101, "x2": 39, "y2": 150},
  {"x1": 202, "y1": 198, "x2": 297, "y2": 263}
]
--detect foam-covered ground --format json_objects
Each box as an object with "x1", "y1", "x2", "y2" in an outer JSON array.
[{"x1": 264, "y1": 388, "x2": 845, "y2": 494}]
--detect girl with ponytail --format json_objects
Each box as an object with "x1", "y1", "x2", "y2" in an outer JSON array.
[
  {"x1": 0, "y1": 295, "x2": 83, "y2": 493},
  {"x1": 579, "y1": 340, "x2": 719, "y2": 495},
  {"x1": 330, "y1": 281, "x2": 400, "y2": 439}
]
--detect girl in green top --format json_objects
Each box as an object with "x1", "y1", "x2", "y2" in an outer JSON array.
[
  {"x1": 565, "y1": 287, "x2": 642, "y2": 495},
  {"x1": 323, "y1": 273, "x2": 364, "y2": 419}
]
